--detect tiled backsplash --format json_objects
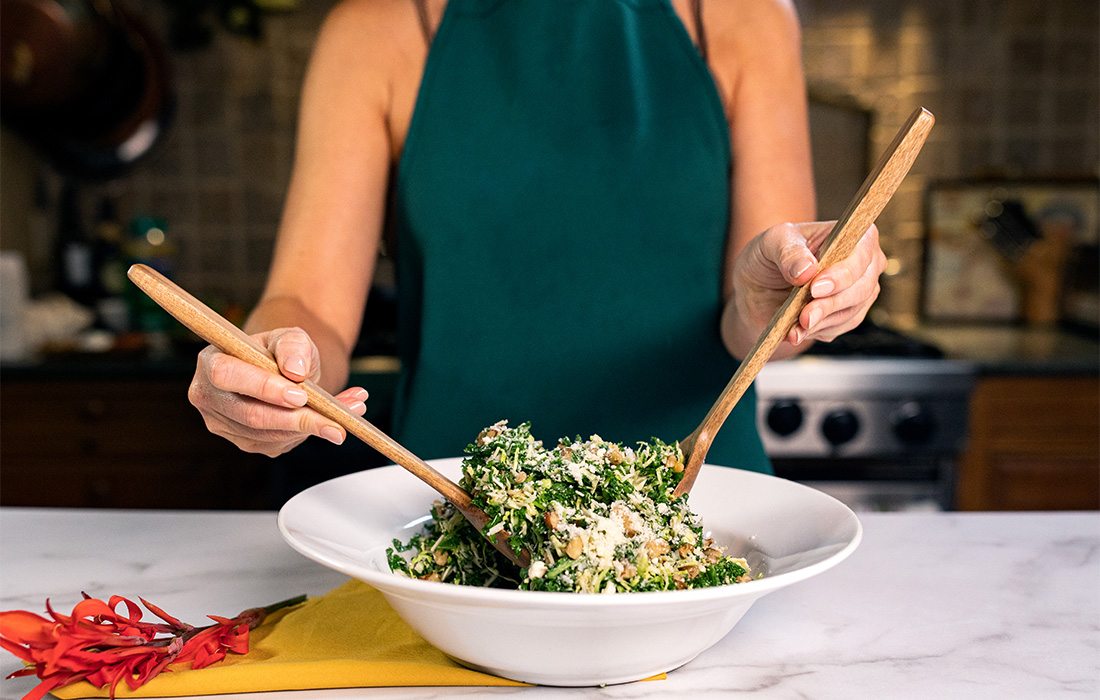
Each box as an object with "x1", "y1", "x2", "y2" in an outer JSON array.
[
  {"x1": 798, "y1": 0, "x2": 1098, "y2": 323},
  {"x1": 4, "y1": 0, "x2": 1097, "y2": 328}
]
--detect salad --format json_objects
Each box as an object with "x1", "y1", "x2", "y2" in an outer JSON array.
[{"x1": 388, "y1": 421, "x2": 754, "y2": 593}]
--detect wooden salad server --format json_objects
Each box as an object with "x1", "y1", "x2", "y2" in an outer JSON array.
[
  {"x1": 127, "y1": 264, "x2": 531, "y2": 568},
  {"x1": 673, "y1": 107, "x2": 936, "y2": 497}
]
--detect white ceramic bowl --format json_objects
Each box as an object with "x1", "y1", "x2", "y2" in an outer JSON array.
[{"x1": 278, "y1": 459, "x2": 861, "y2": 686}]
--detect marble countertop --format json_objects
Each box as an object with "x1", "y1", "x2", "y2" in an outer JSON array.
[{"x1": 2, "y1": 508, "x2": 1097, "y2": 698}]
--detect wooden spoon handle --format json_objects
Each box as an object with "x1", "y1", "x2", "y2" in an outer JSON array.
[
  {"x1": 126, "y1": 264, "x2": 483, "y2": 524},
  {"x1": 674, "y1": 107, "x2": 935, "y2": 496}
]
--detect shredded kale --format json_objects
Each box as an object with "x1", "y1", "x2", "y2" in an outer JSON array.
[{"x1": 386, "y1": 421, "x2": 755, "y2": 593}]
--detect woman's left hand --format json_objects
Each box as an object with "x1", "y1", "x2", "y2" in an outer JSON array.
[{"x1": 722, "y1": 220, "x2": 888, "y2": 359}]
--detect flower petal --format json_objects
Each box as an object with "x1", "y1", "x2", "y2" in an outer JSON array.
[
  {"x1": 107, "y1": 596, "x2": 144, "y2": 625},
  {"x1": 139, "y1": 598, "x2": 185, "y2": 629},
  {"x1": 24, "y1": 673, "x2": 74, "y2": 700},
  {"x1": 0, "y1": 610, "x2": 54, "y2": 647},
  {"x1": 71, "y1": 598, "x2": 122, "y2": 623}
]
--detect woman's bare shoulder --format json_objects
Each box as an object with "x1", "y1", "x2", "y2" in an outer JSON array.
[
  {"x1": 316, "y1": 0, "x2": 427, "y2": 65},
  {"x1": 306, "y1": 1, "x2": 436, "y2": 157},
  {"x1": 701, "y1": 0, "x2": 803, "y2": 106},
  {"x1": 706, "y1": 0, "x2": 801, "y2": 50}
]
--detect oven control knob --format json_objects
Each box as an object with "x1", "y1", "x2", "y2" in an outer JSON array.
[
  {"x1": 766, "y1": 400, "x2": 803, "y2": 437},
  {"x1": 892, "y1": 402, "x2": 937, "y2": 445},
  {"x1": 822, "y1": 410, "x2": 860, "y2": 446}
]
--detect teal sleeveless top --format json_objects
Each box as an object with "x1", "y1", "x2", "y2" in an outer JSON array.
[{"x1": 391, "y1": 0, "x2": 771, "y2": 473}]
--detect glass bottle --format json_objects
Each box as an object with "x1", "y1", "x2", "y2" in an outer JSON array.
[
  {"x1": 53, "y1": 183, "x2": 95, "y2": 307},
  {"x1": 92, "y1": 197, "x2": 130, "y2": 332}
]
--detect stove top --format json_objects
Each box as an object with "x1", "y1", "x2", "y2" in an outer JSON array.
[
  {"x1": 802, "y1": 319, "x2": 944, "y2": 359},
  {"x1": 753, "y1": 321, "x2": 975, "y2": 511},
  {"x1": 753, "y1": 321, "x2": 975, "y2": 461}
]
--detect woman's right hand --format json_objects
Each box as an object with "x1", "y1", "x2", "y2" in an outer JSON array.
[{"x1": 188, "y1": 327, "x2": 368, "y2": 457}]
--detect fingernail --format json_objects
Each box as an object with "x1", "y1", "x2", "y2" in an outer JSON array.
[
  {"x1": 285, "y1": 356, "x2": 307, "y2": 376},
  {"x1": 811, "y1": 279, "x2": 835, "y2": 297},
  {"x1": 807, "y1": 308, "x2": 822, "y2": 330},
  {"x1": 791, "y1": 328, "x2": 805, "y2": 345},
  {"x1": 789, "y1": 259, "x2": 813, "y2": 279},
  {"x1": 347, "y1": 401, "x2": 366, "y2": 414},
  {"x1": 284, "y1": 387, "x2": 308, "y2": 406},
  {"x1": 321, "y1": 426, "x2": 344, "y2": 445}
]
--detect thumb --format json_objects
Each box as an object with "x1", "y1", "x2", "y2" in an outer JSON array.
[
  {"x1": 269, "y1": 328, "x2": 318, "y2": 382},
  {"x1": 765, "y1": 223, "x2": 820, "y2": 287}
]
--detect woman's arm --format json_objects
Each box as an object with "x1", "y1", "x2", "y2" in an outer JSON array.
[
  {"x1": 188, "y1": 0, "x2": 405, "y2": 455},
  {"x1": 717, "y1": 0, "x2": 816, "y2": 265},
  {"x1": 704, "y1": 0, "x2": 886, "y2": 360},
  {"x1": 248, "y1": 0, "x2": 397, "y2": 390}
]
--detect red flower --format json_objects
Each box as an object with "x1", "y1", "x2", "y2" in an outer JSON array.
[{"x1": 0, "y1": 593, "x2": 304, "y2": 700}]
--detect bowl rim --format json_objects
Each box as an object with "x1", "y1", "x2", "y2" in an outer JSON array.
[{"x1": 277, "y1": 461, "x2": 863, "y2": 607}]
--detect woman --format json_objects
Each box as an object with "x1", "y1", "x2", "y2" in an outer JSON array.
[{"x1": 188, "y1": 0, "x2": 886, "y2": 471}]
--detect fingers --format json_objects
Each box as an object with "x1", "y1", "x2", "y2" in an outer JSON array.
[
  {"x1": 809, "y1": 224, "x2": 881, "y2": 300},
  {"x1": 188, "y1": 327, "x2": 372, "y2": 456},
  {"x1": 201, "y1": 348, "x2": 309, "y2": 408},
  {"x1": 193, "y1": 384, "x2": 369, "y2": 455},
  {"x1": 789, "y1": 225, "x2": 886, "y2": 344},
  {"x1": 197, "y1": 387, "x2": 369, "y2": 456},
  {"x1": 335, "y1": 386, "x2": 370, "y2": 416},
  {"x1": 208, "y1": 393, "x2": 346, "y2": 447},
  {"x1": 799, "y1": 261, "x2": 882, "y2": 342},
  {"x1": 744, "y1": 221, "x2": 885, "y2": 349},
  {"x1": 200, "y1": 408, "x2": 311, "y2": 458}
]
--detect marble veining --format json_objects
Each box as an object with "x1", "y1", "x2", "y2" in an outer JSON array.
[{"x1": 1, "y1": 510, "x2": 1097, "y2": 698}]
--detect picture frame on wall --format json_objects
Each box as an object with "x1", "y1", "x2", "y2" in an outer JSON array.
[{"x1": 920, "y1": 178, "x2": 1099, "y2": 330}]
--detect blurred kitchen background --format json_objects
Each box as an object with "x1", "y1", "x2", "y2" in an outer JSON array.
[{"x1": 1, "y1": 0, "x2": 1097, "y2": 512}]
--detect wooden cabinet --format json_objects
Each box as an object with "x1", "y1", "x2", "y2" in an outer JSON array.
[
  {"x1": 1, "y1": 376, "x2": 277, "y2": 509},
  {"x1": 957, "y1": 375, "x2": 1100, "y2": 510},
  {"x1": 1, "y1": 364, "x2": 397, "y2": 509}
]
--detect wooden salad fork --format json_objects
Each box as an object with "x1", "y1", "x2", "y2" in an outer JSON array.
[
  {"x1": 127, "y1": 264, "x2": 531, "y2": 568},
  {"x1": 673, "y1": 107, "x2": 936, "y2": 497}
]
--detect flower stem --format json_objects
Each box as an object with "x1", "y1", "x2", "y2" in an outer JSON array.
[
  {"x1": 262, "y1": 595, "x2": 307, "y2": 615},
  {"x1": 233, "y1": 594, "x2": 308, "y2": 631}
]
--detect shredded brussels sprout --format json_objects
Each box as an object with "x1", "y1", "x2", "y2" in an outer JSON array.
[{"x1": 387, "y1": 421, "x2": 753, "y2": 593}]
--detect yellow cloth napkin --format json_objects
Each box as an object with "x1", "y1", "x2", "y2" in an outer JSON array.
[{"x1": 54, "y1": 580, "x2": 531, "y2": 697}]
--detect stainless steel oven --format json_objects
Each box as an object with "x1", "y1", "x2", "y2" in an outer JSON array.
[{"x1": 755, "y1": 322, "x2": 976, "y2": 511}]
